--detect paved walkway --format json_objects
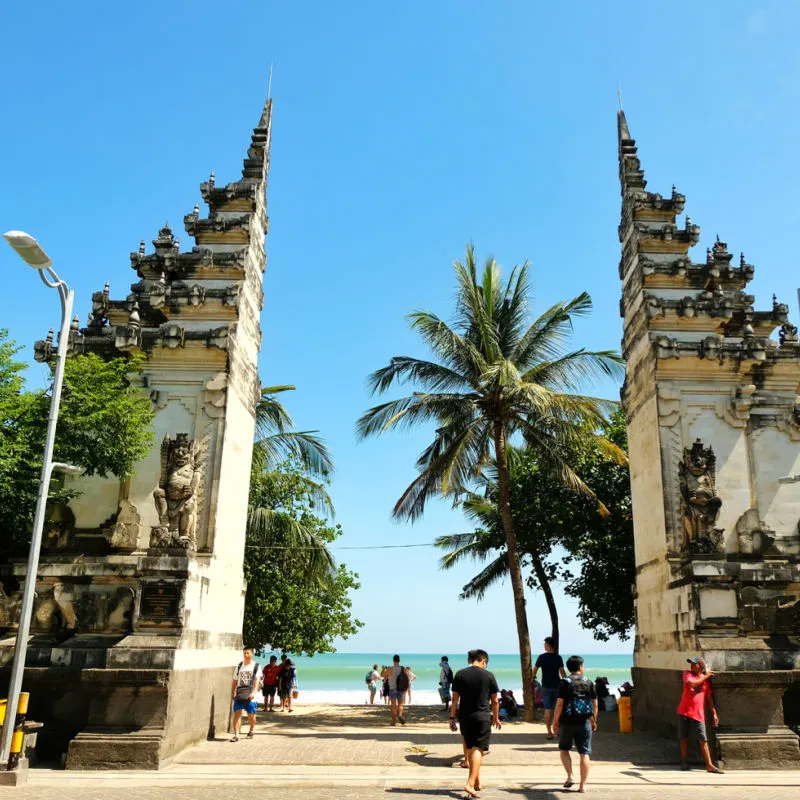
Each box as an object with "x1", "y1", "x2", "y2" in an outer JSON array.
[{"x1": 9, "y1": 704, "x2": 800, "y2": 798}]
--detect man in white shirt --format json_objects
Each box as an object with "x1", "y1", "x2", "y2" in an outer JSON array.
[
  {"x1": 366, "y1": 664, "x2": 381, "y2": 704},
  {"x1": 231, "y1": 646, "x2": 260, "y2": 741}
]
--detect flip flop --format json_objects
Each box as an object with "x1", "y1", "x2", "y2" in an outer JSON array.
[
  {"x1": 707, "y1": 767, "x2": 724, "y2": 774},
  {"x1": 563, "y1": 778, "x2": 574, "y2": 788},
  {"x1": 246, "y1": 731, "x2": 254, "y2": 739},
  {"x1": 230, "y1": 735, "x2": 239, "y2": 742},
  {"x1": 464, "y1": 787, "x2": 480, "y2": 798}
]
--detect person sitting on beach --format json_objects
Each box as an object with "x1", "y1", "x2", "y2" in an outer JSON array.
[
  {"x1": 381, "y1": 655, "x2": 407, "y2": 726},
  {"x1": 365, "y1": 663, "x2": 381, "y2": 705},
  {"x1": 499, "y1": 689, "x2": 519, "y2": 719}
]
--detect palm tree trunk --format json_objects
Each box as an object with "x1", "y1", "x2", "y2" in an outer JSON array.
[
  {"x1": 492, "y1": 420, "x2": 535, "y2": 722},
  {"x1": 529, "y1": 550, "x2": 559, "y2": 652}
]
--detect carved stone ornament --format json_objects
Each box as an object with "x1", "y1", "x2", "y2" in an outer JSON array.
[
  {"x1": 203, "y1": 373, "x2": 227, "y2": 418},
  {"x1": 679, "y1": 438, "x2": 723, "y2": 554},
  {"x1": 110, "y1": 499, "x2": 142, "y2": 550},
  {"x1": 151, "y1": 433, "x2": 207, "y2": 550}
]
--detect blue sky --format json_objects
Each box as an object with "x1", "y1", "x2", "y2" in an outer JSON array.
[{"x1": 2, "y1": 1, "x2": 799, "y2": 655}]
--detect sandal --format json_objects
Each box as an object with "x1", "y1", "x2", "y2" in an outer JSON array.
[
  {"x1": 563, "y1": 778, "x2": 574, "y2": 788},
  {"x1": 707, "y1": 766, "x2": 724, "y2": 774},
  {"x1": 246, "y1": 731, "x2": 254, "y2": 739},
  {"x1": 230, "y1": 735, "x2": 239, "y2": 742}
]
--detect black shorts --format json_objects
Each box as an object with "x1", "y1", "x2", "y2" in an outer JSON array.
[
  {"x1": 264, "y1": 684, "x2": 277, "y2": 697},
  {"x1": 459, "y1": 718, "x2": 492, "y2": 750},
  {"x1": 678, "y1": 714, "x2": 707, "y2": 742}
]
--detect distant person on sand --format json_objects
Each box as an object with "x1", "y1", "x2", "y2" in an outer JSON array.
[
  {"x1": 553, "y1": 654, "x2": 598, "y2": 793},
  {"x1": 532, "y1": 636, "x2": 566, "y2": 739},
  {"x1": 365, "y1": 663, "x2": 381, "y2": 704},
  {"x1": 449, "y1": 648, "x2": 501, "y2": 799},
  {"x1": 277, "y1": 654, "x2": 288, "y2": 709},
  {"x1": 230, "y1": 646, "x2": 260, "y2": 742},
  {"x1": 404, "y1": 665, "x2": 417, "y2": 705},
  {"x1": 381, "y1": 655, "x2": 407, "y2": 726},
  {"x1": 439, "y1": 656, "x2": 454, "y2": 711},
  {"x1": 381, "y1": 669, "x2": 390, "y2": 705},
  {"x1": 279, "y1": 658, "x2": 297, "y2": 712},
  {"x1": 262, "y1": 655, "x2": 281, "y2": 712},
  {"x1": 677, "y1": 657, "x2": 723, "y2": 774}
]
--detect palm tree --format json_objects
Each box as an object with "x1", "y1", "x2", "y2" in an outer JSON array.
[
  {"x1": 247, "y1": 385, "x2": 337, "y2": 581},
  {"x1": 357, "y1": 246, "x2": 623, "y2": 719},
  {"x1": 435, "y1": 482, "x2": 564, "y2": 651}
]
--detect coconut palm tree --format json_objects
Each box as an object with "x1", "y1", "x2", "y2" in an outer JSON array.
[
  {"x1": 247, "y1": 385, "x2": 337, "y2": 581},
  {"x1": 356, "y1": 245, "x2": 624, "y2": 718}
]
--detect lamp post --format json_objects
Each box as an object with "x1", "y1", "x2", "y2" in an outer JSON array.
[{"x1": 0, "y1": 231, "x2": 75, "y2": 764}]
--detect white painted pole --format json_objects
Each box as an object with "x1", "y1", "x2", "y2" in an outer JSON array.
[{"x1": 0, "y1": 237, "x2": 73, "y2": 764}]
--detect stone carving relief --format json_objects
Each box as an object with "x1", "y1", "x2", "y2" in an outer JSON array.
[
  {"x1": 110, "y1": 499, "x2": 142, "y2": 550},
  {"x1": 0, "y1": 586, "x2": 22, "y2": 629},
  {"x1": 739, "y1": 585, "x2": 800, "y2": 634},
  {"x1": 203, "y1": 373, "x2": 228, "y2": 418},
  {"x1": 107, "y1": 587, "x2": 135, "y2": 630},
  {"x1": 679, "y1": 439, "x2": 723, "y2": 554},
  {"x1": 735, "y1": 508, "x2": 778, "y2": 557},
  {"x1": 151, "y1": 434, "x2": 207, "y2": 550}
]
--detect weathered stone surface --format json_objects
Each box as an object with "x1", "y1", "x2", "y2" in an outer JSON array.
[{"x1": 618, "y1": 110, "x2": 800, "y2": 766}]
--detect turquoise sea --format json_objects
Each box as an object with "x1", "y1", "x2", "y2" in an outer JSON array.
[{"x1": 257, "y1": 651, "x2": 633, "y2": 704}]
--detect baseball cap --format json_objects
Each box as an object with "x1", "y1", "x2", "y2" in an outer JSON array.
[{"x1": 687, "y1": 656, "x2": 703, "y2": 664}]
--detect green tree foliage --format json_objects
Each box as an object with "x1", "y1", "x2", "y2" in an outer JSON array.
[
  {"x1": 243, "y1": 386, "x2": 362, "y2": 654},
  {"x1": 358, "y1": 245, "x2": 624, "y2": 718},
  {"x1": 436, "y1": 410, "x2": 634, "y2": 646},
  {"x1": 0, "y1": 330, "x2": 154, "y2": 547},
  {"x1": 243, "y1": 460, "x2": 363, "y2": 654}
]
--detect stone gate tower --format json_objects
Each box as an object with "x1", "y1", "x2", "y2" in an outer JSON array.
[
  {"x1": 618, "y1": 111, "x2": 800, "y2": 768},
  {"x1": 0, "y1": 98, "x2": 272, "y2": 768}
]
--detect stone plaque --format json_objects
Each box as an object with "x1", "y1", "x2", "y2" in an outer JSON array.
[{"x1": 139, "y1": 584, "x2": 181, "y2": 624}]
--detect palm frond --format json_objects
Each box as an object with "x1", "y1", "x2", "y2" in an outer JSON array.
[
  {"x1": 521, "y1": 350, "x2": 625, "y2": 391},
  {"x1": 459, "y1": 553, "x2": 509, "y2": 601},
  {"x1": 356, "y1": 393, "x2": 479, "y2": 440},
  {"x1": 367, "y1": 356, "x2": 472, "y2": 394},
  {"x1": 253, "y1": 430, "x2": 334, "y2": 477}
]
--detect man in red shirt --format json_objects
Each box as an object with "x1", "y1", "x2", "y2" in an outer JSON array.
[
  {"x1": 262, "y1": 655, "x2": 282, "y2": 712},
  {"x1": 677, "y1": 656, "x2": 723, "y2": 773}
]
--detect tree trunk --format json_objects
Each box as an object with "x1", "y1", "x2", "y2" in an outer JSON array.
[
  {"x1": 493, "y1": 420, "x2": 535, "y2": 722},
  {"x1": 530, "y1": 550, "x2": 559, "y2": 652}
]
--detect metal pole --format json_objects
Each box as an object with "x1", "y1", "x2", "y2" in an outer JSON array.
[{"x1": 0, "y1": 285, "x2": 74, "y2": 764}]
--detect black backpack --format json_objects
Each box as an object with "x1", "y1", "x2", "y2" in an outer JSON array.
[
  {"x1": 396, "y1": 669, "x2": 410, "y2": 693},
  {"x1": 563, "y1": 676, "x2": 594, "y2": 719}
]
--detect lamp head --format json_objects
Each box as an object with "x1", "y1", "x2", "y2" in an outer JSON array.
[{"x1": 3, "y1": 230, "x2": 52, "y2": 270}]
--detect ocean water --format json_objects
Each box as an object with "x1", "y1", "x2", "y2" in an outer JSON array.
[{"x1": 257, "y1": 651, "x2": 633, "y2": 705}]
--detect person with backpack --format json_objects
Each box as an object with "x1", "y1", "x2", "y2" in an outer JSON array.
[
  {"x1": 230, "y1": 646, "x2": 261, "y2": 741},
  {"x1": 381, "y1": 655, "x2": 407, "y2": 725},
  {"x1": 365, "y1": 663, "x2": 381, "y2": 704},
  {"x1": 553, "y1": 654, "x2": 598, "y2": 793}
]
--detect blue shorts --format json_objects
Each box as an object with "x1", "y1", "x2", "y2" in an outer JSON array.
[
  {"x1": 390, "y1": 688, "x2": 405, "y2": 701},
  {"x1": 233, "y1": 699, "x2": 258, "y2": 714},
  {"x1": 542, "y1": 687, "x2": 559, "y2": 710},
  {"x1": 558, "y1": 720, "x2": 592, "y2": 755}
]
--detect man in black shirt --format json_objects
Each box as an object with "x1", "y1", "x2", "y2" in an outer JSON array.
[
  {"x1": 532, "y1": 636, "x2": 566, "y2": 739},
  {"x1": 553, "y1": 654, "x2": 598, "y2": 793},
  {"x1": 449, "y1": 649, "x2": 501, "y2": 798}
]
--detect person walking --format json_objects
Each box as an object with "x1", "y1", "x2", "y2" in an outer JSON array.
[
  {"x1": 230, "y1": 646, "x2": 260, "y2": 741},
  {"x1": 677, "y1": 656, "x2": 723, "y2": 773},
  {"x1": 532, "y1": 636, "x2": 566, "y2": 739},
  {"x1": 365, "y1": 663, "x2": 381, "y2": 705},
  {"x1": 553, "y1": 655, "x2": 598, "y2": 793},
  {"x1": 261, "y1": 655, "x2": 281, "y2": 712},
  {"x1": 449, "y1": 649, "x2": 501, "y2": 798},
  {"x1": 381, "y1": 655, "x2": 407, "y2": 726},
  {"x1": 439, "y1": 656, "x2": 454, "y2": 711},
  {"x1": 279, "y1": 658, "x2": 297, "y2": 712}
]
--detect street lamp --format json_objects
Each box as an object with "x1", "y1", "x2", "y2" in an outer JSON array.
[{"x1": 0, "y1": 231, "x2": 75, "y2": 764}]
